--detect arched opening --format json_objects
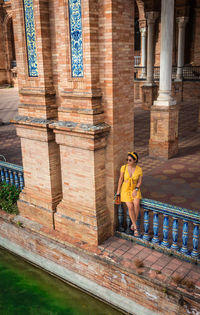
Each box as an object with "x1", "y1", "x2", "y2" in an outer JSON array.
[{"x1": 6, "y1": 17, "x2": 17, "y2": 86}]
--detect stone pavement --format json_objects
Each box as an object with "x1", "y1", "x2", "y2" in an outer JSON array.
[
  {"x1": 0, "y1": 124, "x2": 22, "y2": 165},
  {"x1": 0, "y1": 88, "x2": 21, "y2": 165},
  {"x1": 0, "y1": 87, "x2": 19, "y2": 123},
  {"x1": 0, "y1": 88, "x2": 200, "y2": 211}
]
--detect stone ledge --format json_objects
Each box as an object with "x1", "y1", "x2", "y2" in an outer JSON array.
[
  {"x1": 50, "y1": 121, "x2": 110, "y2": 136},
  {"x1": 12, "y1": 116, "x2": 110, "y2": 136}
]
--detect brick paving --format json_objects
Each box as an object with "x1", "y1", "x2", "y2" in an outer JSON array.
[
  {"x1": 134, "y1": 108, "x2": 200, "y2": 211},
  {"x1": 99, "y1": 236, "x2": 200, "y2": 297}
]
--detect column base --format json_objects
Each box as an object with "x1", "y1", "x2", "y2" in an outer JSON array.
[
  {"x1": 174, "y1": 77, "x2": 183, "y2": 82},
  {"x1": 149, "y1": 105, "x2": 179, "y2": 159},
  {"x1": 17, "y1": 198, "x2": 54, "y2": 228},
  {"x1": 54, "y1": 201, "x2": 111, "y2": 247},
  {"x1": 149, "y1": 139, "x2": 178, "y2": 159},
  {"x1": 142, "y1": 85, "x2": 158, "y2": 110},
  {"x1": 17, "y1": 187, "x2": 62, "y2": 227}
]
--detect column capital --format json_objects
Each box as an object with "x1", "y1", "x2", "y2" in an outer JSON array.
[
  {"x1": 139, "y1": 19, "x2": 146, "y2": 29},
  {"x1": 176, "y1": 16, "x2": 189, "y2": 28},
  {"x1": 145, "y1": 11, "x2": 159, "y2": 24},
  {"x1": 140, "y1": 26, "x2": 147, "y2": 36}
]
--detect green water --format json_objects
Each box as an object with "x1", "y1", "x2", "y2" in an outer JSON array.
[{"x1": 0, "y1": 248, "x2": 124, "y2": 315}]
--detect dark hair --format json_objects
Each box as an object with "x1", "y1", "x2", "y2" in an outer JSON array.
[{"x1": 128, "y1": 152, "x2": 138, "y2": 163}]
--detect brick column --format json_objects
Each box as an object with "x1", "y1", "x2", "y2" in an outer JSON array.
[
  {"x1": 50, "y1": 0, "x2": 135, "y2": 247},
  {"x1": 12, "y1": 0, "x2": 62, "y2": 226},
  {"x1": 149, "y1": 0, "x2": 178, "y2": 159},
  {"x1": 50, "y1": 0, "x2": 111, "y2": 247},
  {"x1": 99, "y1": 0, "x2": 134, "y2": 232}
]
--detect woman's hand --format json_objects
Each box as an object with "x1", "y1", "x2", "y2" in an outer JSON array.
[{"x1": 132, "y1": 190, "x2": 137, "y2": 198}]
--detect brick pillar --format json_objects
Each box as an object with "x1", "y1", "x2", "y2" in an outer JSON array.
[
  {"x1": 99, "y1": 0, "x2": 135, "y2": 232},
  {"x1": 51, "y1": 0, "x2": 135, "y2": 247},
  {"x1": 51, "y1": 0, "x2": 111, "y2": 247},
  {"x1": 12, "y1": 0, "x2": 62, "y2": 226}
]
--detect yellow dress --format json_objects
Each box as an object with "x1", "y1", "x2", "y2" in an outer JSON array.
[{"x1": 120, "y1": 164, "x2": 143, "y2": 202}]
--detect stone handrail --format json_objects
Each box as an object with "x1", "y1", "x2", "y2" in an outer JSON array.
[
  {"x1": 0, "y1": 161, "x2": 24, "y2": 190},
  {"x1": 117, "y1": 198, "x2": 200, "y2": 261},
  {"x1": 134, "y1": 65, "x2": 200, "y2": 81}
]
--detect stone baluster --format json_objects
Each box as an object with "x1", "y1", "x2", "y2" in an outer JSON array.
[
  {"x1": 191, "y1": 224, "x2": 199, "y2": 258},
  {"x1": 161, "y1": 215, "x2": 170, "y2": 248},
  {"x1": 1, "y1": 168, "x2": 5, "y2": 182},
  {"x1": 171, "y1": 217, "x2": 179, "y2": 250},
  {"x1": 5, "y1": 168, "x2": 9, "y2": 184},
  {"x1": 19, "y1": 172, "x2": 24, "y2": 190},
  {"x1": 117, "y1": 204, "x2": 124, "y2": 232},
  {"x1": 136, "y1": 210, "x2": 141, "y2": 236},
  {"x1": 180, "y1": 220, "x2": 189, "y2": 254},
  {"x1": 9, "y1": 170, "x2": 14, "y2": 185},
  {"x1": 152, "y1": 212, "x2": 159, "y2": 244},
  {"x1": 14, "y1": 171, "x2": 19, "y2": 189},
  {"x1": 143, "y1": 210, "x2": 150, "y2": 241},
  {"x1": 126, "y1": 208, "x2": 132, "y2": 235}
]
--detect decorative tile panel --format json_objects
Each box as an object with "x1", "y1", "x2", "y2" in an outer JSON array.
[
  {"x1": 23, "y1": 0, "x2": 38, "y2": 77},
  {"x1": 69, "y1": 0, "x2": 84, "y2": 77}
]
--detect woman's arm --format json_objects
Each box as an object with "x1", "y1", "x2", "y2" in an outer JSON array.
[
  {"x1": 132, "y1": 175, "x2": 142, "y2": 197},
  {"x1": 116, "y1": 171, "x2": 124, "y2": 195},
  {"x1": 136, "y1": 175, "x2": 142, "y2": 189}
]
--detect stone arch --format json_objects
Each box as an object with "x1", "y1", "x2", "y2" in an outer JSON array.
[
  {"x1": 0, "y1": 8, "x2": 17, "y2": 86},
  {"x1": 135, "y1": 0, "x2": 145, "y2": 21},
  {"x1": 3, "y1": 12, "x2": 16, "y2": 85}
]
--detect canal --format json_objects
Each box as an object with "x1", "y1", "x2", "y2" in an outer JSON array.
[{"x1": 0, "y1": 247, "x2": 124, "y2": 315}]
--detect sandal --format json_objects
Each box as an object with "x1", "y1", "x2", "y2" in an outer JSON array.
[{"x1": 134, "y1": 228, "x2": 139, "y2": 237}]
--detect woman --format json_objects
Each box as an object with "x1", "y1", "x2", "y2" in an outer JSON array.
[{"x1": 116, "y1": 152, "x2": 143, "y2": 237}]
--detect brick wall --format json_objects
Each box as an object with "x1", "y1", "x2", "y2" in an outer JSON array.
[{"x1": 0, "y1": 215, "x2": 199, "y2": 315}]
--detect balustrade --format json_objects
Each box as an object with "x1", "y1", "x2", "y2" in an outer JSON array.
[
  {"x1": 117, "y1": 198, "x2": 200, "y2": 262},
  {"x1": 0, "y1": 161, "x2": 24, "y2": 190},
  {"x1": 134, "y1": 66, "x2": 200, "y2": 81}
]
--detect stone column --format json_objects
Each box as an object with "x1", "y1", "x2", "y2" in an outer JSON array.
[
  {"x1": 142, "y1": 12, "x2": 159, "y2": 109},
  {"x1": 155, "y1": 0, "x2": 175, "y2": 105},
  {"x1": 176, "y1": 17, "x2": 189, "y2": 81},
  {"x1": 149, "y1": 0, "x2": 178, "y2": 159},
  {"x1": 12, "y1": 0, "x2": 62, "y2": 226},
  {"x1": 145, "y1": 12, "x2": 159, "y2": 85},
  {"x1": 139, "y1": 25, "x2": 147, "y2": 78}
]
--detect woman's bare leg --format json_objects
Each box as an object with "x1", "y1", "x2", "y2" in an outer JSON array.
[
  {"x1": 133, "y1": 198, "x2": 140, "y2": 222},
  {"x1": 126, "y1": 202, "x2": 136, "y2": 230}
]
